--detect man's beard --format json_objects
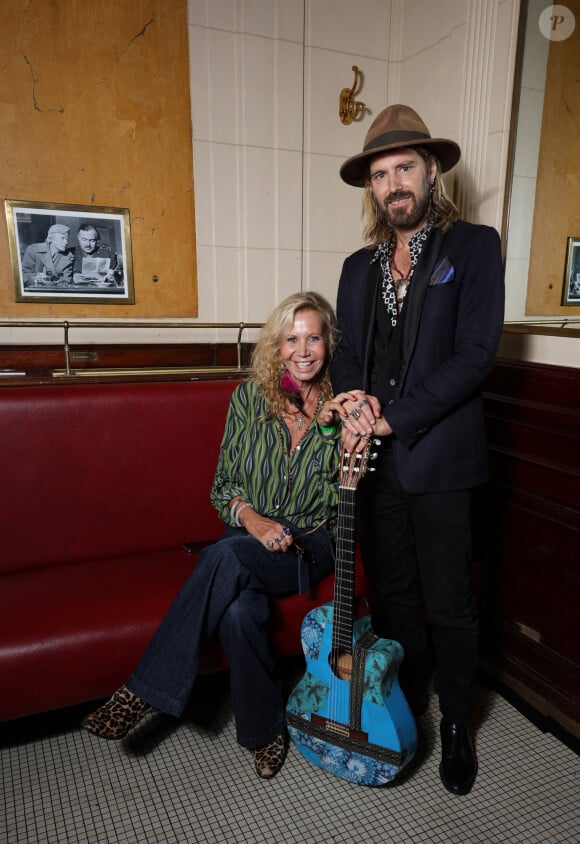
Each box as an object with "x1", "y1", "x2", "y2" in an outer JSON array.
[{"x1": 380, "y1": 175, "x2": 432, "y2": 230}]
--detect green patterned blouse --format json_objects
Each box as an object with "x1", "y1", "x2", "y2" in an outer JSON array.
[{"x1": 211, "y1": 379, "x2": 340, "y2": 538}]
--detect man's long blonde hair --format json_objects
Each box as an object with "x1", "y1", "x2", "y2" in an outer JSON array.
[
  {"x1": 251, "y1": 291, "x2": 337, "y2": 419},
  {"x1": 362, "y1": 150, "x2": 459, "y2": 247}
]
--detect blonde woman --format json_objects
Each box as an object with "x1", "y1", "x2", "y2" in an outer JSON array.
[{"x1": 83, "y1": 292, "x2": 350, "y2": 780}]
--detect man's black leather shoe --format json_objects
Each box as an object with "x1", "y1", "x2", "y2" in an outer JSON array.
[{"x1": 439, "y1": 718, "x2": 477, "y2": 795}]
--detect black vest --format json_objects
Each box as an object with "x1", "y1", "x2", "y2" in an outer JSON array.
[{"x1": 370, "y1": 281, "x2": 407, "y2": 409}]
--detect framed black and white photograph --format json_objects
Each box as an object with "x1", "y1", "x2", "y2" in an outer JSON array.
[
  {"x1": 5, "y1": 200, "x2": 134, "y2": 304},
  {"x1": 562, "y1": 236, "x2": 580, "y2": 306}
]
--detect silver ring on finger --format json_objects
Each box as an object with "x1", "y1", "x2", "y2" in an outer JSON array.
[
  {"x1": 350, "y1": 407, "x2": 361, "y2": 420},
  {"x1": 359, "y1": 399, "x2": 369, "y2": 407},
  {"x1": 266, "y1": 540, "x2": 274, "y2": 549},
  {"x1": 275, "y1": 534, "x2": 284, "y2": 543}
]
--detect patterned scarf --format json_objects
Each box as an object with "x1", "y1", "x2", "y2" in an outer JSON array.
[{"x1": 371, "y1": 221, "x2": 433, "y2": 327}]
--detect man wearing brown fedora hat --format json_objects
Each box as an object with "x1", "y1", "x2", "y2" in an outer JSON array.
[{"x1": 330, "y1": 104, "x2": 504, "y2": 795}]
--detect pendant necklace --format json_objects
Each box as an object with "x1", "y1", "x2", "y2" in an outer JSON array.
[
  {"x1": 390, "y1": 241, "x2": 412, "y2": 310},
  {"x1": 288, "y1": 383, "x2": 315, "y2": 430},
  {"x1": 277, "y1": 395, "x2": 322, "y2": 490}
]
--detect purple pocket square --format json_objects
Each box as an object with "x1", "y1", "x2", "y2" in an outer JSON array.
[{"x1": 429, "y1": 257, "x2": 455, "y2": 286}]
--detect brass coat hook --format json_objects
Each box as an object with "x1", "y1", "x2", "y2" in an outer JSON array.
[{"x1": 339, "y1": 66, "x2": 366, "y2": 125}]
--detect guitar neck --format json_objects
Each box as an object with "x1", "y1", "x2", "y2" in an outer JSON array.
[{"x1": 332, "y1": 486, "x2": 356, "y2": 655}]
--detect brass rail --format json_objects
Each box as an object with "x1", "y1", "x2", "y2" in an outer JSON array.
[
  {"x1": 0, "y1": 320, "x2": 263, "y2": 377},
  {"x1": 503, "y1": 318, "x2": 580, "y2": 326},
  {"x1": 51, "y1": 366, "x2": 244, "y2": 378}
]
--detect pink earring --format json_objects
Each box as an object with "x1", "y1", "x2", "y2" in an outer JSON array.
[{"x1": 281, "y1": 369, "x2": 300, "y2": 395}]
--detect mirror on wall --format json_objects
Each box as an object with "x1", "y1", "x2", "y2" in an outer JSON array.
[{"x1": 502, "y1": 0, "x2": 579, "y2": 327}]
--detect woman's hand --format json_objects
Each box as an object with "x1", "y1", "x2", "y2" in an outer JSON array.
[
  {"x1": 240, "y1": 508, "x2": 294, "y2": 552},
  {"x1": 316, "y1": 392, "x2": 354, "y2": 429},
  {"x1": 316, "y1": 390, "x2": 379, "y2": 430}
]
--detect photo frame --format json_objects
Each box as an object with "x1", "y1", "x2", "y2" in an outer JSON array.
[
  {"x1": 5, "y1": 199, "x2": 134, "y2": 304},
  {"x1": 561, "y1": 236, "x2": 580, "y2": 306}
]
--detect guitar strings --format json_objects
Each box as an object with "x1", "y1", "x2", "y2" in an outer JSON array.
[{"x1": 328, "y1": 450, "x2": 358, "y2": 734}]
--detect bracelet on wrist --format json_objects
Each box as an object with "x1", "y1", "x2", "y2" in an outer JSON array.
[
  {"x1": 230, "y1": 499, "x2": 241, "y2": 523},
  {"x1": 318, "y1": 423, "x2": 337, "y2": 435},
  {"x1": 236, "y1": 502, "x2": 254, "y2": 527}
]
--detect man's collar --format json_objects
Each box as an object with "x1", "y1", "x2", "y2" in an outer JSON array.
[{"x1": 371, "y1": 217, "x2": 434, "y2": 262}]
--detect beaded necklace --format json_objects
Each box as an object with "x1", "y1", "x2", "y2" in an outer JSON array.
[{"x1": 276, "y1": 394, "x2": 322, "y2": 489}]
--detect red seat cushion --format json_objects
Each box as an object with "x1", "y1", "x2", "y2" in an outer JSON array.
[{"x1": 0, "y1": 545, "x2": 346, "y2": 722}]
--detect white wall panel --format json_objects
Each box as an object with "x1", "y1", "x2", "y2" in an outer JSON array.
[
  {"x1": 306, "y1": 0, "x2": 390, "y2": 58},
  {"x1": 189, "y1": 27, "x2": 240, "y2": 144},
  {"x1": 396, "y1": 0, "x2": 468, "y2": 57},
  {"x1": 395, "y1": 26, "x2": 466, "y2": 145},
  {"x1": 188, "y1": 0, "x2": 236, "y2": 31},
  {"x1": 303, "y1": 250, "x2": 353, "y2": 308},
  {"x1": 204, "y1": 142, "x2": 243, "y2": 249},
  {"x1": 245, "y1": 249, "x2": 303, "y2": 322},
  {"x1": 303, "y1": 152, "x2": 365, "y2": 254},
  {"x1": 241, "y1": 0, "x2": 305, "y2": 41},
  {"x1": 244, "y1": 147, "x2": 303, "y2": 251},
  {"x1": 239, "y1": 37, "x2": 304, "y2": 150}
]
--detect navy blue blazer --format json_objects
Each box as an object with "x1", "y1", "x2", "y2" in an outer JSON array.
[{"x1": 331, "y1": 220, "x2": 505, "y2": 494}]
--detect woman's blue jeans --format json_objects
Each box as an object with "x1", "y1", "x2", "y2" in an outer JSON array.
[{"x1": 126, "y1": 523, "x2": 334, "y2": 749}]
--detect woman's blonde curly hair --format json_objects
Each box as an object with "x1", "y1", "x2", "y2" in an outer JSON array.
[
  {"x1": 362, "y1": 149, "x2": 459, "y2": 247},
  {"x1": 251, "y1": 291, "x2": 338, "y2": 419}
]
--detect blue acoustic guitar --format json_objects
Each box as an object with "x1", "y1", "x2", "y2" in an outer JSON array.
[{"x1": 286, "y1": 443, "x2": 417, "y2": 786}]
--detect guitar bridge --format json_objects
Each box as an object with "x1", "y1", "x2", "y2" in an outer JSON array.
[
  {"x1": 311, "y1": 713, "x2": 368, "y2": 743},
  {"x1": 286, "y1": 710, "x2": 407, "y2": 767}
]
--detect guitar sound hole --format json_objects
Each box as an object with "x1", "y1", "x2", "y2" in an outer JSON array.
[{"x1": 330, "y1": 650, "x2": 353, "y2": 681}]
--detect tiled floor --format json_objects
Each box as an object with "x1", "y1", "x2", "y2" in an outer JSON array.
[{"x1": 1, "y1": 668, "x2": 578, "y2": 844}]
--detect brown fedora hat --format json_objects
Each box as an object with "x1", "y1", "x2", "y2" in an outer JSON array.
[{"x1": 340, "y1": 103, "x2": 461, "y2": 187}]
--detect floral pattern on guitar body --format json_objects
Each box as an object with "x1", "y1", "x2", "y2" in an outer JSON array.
[
  {"x1": 296, "y1": 607, "x2": 402, "y2": 708},
  {"x1": 286, "y1": 603, "x2": 417, "y2": 786},
  {"x1": 289, "y1": 727, "x2": 400, "y2": 785}
]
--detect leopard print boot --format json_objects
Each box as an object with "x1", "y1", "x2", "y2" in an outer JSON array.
[
  {"x1": 81, "y1": 686, "x2": 153, "y2": 740},
  {"x1": 252, "y1": 732, "x2": 288, "y2": 779}
]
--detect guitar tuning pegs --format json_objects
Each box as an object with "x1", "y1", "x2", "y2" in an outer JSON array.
[
  {"x1": 369, "y1": 451, "x2": 379, "y2": 461},
  {"x1": 372, "y1": 438, "x2": 382, "y2": 446}
]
